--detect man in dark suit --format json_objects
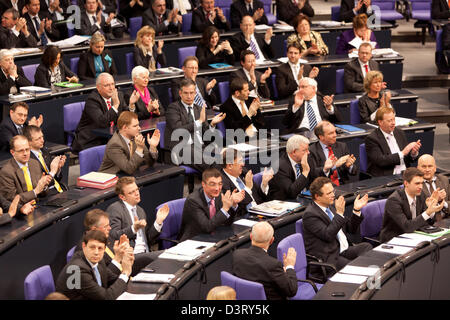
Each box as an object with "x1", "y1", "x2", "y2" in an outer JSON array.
[
  {"x1": 99, "y1": 111, "x2": 159, "y2": 175},
  {"x1": 178, "y1": 168, "x2": 245, "y2": 241},
  {"x1": 77, "y1": 0, "x2": 114, "y2": 36},
  {"x1": 282, "y1": 77, "x2": 342, "y2": 134},
  {"x1": 268, "y1": 134, "x2": 324, "y2": 200},
  {"x1": 274, "y1": 42, "x2": 318, "y2": 99},
  {"x1": 171, "y1": 56, "x2": 217, "y2": 109},
  {"x1": 39, "y1": 0, "x2": 70, "y2": 39},
  {"x1": 0, "y1": 102, "x2": 42, "y2": 152},
  {"x1": 431, "y1": 0, "x2": 450, "y2": 19},
  {"x1": 0, "y1": 0, "x2": 26, "y2": 16},
  {"x1": 276, "y1": 0, "x2": 314, "y2": 24},
  {"x1": 0, "y1": 9, "x2": 37, "y2": 49},
  {"x1": 365, "y1": 106, "x2": 422, "y2": 177},
  {"x1": 339, "y1": 0, "x2": 373, "y2": 22},
  {"x1": 380, "y1": 168, "x2": 444, "y2": 243},
  {"x1": 142, "y1": 0, "x2": 181, "y2": 36},
  {"x1": 230, "y1": 0, "x2": 267, "y2": 28},
  {"x1": 309, "y1": 121, "x2": 357, "y2": 186},
  {"x1": 0, "y1": 135, "x2": 53, "y2": 203},
  {"x1": 344, "y1": 42, "x2": 380, "y2": 93},
  {"x1": 220, "y1": 77, "x2": 266, "y2": 137},
  {"x1": 417, "y1": 154, "x2": 449, "y2": 219},
  {"x1": 107, "y1": 176, "x2": 170, "y2": 271},
  {"x1": 56, "y1": 230, "x2": 134, "y2": 300},
  {"x1": 191, "y1": 0, "x2": 230, "y2": 33},
  {"x1": 72, "y1": 73, "x2": 131, "y2": 153},
  {"x1": 229, "y1": 15, "x2": 274, "y2": 62},
  {"x1": 303, "y1": 177, "x2": 372, "y2": 277},
  {"x1": 233, "y1": 221, "x2": 298, "y2": 300},
  {"x1": 220, "y1": 148, "x2": 272, "y2": 217},
  {"x1": 0, "y1": 50, "x2": 32, "y2": 96},
  {"x1": 24, "y1": 0, "x2": 60, "y2": 44}
]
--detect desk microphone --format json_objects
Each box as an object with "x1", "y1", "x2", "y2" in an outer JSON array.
[{"x1": 154, "y1": 283, "x2": 169, "y2": 299}]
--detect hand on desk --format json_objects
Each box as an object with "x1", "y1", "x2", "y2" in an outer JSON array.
[{"x1": 66, "y1": 76, "x2": 78, "y2": 83}]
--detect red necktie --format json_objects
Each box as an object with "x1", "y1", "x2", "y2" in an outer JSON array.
[
  {"x1": 106, "y1": 99, "x2": 114, "y2": 127},
  {"x1": 157, "y1": 16, "x2": 163, "y2": 35},
  {"x1": 327, "y1": 146, "x2": 340, "y2": 186},
  {"x1": 364, "y1": 64, "x2": 369, "y2": 74},
  {"x1": 209, "y1": 198, "x2": 216, "y2": 219},
  {"x1": 206, "y1": 12, "x2": 211, "y2": 21}
]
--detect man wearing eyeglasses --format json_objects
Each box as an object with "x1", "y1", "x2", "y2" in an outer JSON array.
[{"x1": 178, "y1": 168, "x2": 245, "y2": 241}]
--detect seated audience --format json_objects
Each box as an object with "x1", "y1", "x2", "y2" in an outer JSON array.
[
  {"x1": 0, "y1": 9, "x2": 37, "y2": 49},
  {"x1": 276, "y1": 0, "x2": 314, "y2": 25},
  {"x1": 232, "y1": 221, "x2": 298, "y2": 300},
  {"x1": 358, "y1": 70, "x2": 390, "y2": 123},
  {"x1": 287, "y1": 14, "x2": 328, "y2": 58},
  {"x1": 0, "y1": 0, "x2": 26, "y2": 16},
  {"x1": 339, "y1": 0, "x2": 373, "y2": 22},
  {"x1": 99, "y1": 111, "x2": 159, "y2": 175},
  {"x1": 119, "y1": 0, "x2": 149, "y2": 25},
  {"x1": 206, "y1": 286, "x2": 236, "y2": 300},
  {"x1": 0, "y1": 194, "x2": 34, "y2": 226},
  {"x1": 230, "y1": 0, "x2": 268, "y2": 28},
  {"x1": 343, "y1": 42, "x2": 379, "y2": 93},
  {"x1": 274, "y1": 42, "x2": 319, "y2": 99},
  {"x1": 56, "y1": 230, "x2": 134, "y2": 300},
  {"x1": 431, "y1": 0, "x2": 450, "y2": 19},
  {"x1": 34, "y1": 45, "x2": 78, "y2": 88},
  {"x1": 178, "y1": 168, "x2": 245, "y2": 241},
  {"x1": 365, "y1": 106, "x2": 422, "y2": 177},
  {"x1": 0, "y1": 49, "x2": 32, "y2": 96},
  {"x1": 303, "y1": 177, "x2": 372, "y2": 277},
  {"x1": 309, "y1": 121, "x2": 357, "y2": 186},
  {"x1": 133, "y1": 26, "x2": 166, "y2": 72},
  {"x1": 77, "y1": 31, "x2": 117, "y2": 80},
  {"x1": 195, "y1": 26, "x2": 234, "y2": 69},
  {"x1": 380, "y1": 167, "x2": 445, "y2": 242},
  {"x1": 220, "y1": 77, "x2": 266, "y2": 137},
  {"x1": 165, "y1": 0, "x2": 195, "y2": 13},
  {"x1": 336, "y1": 14, "x2": 378, "y2": 55},
  {"x1": 282, "y1": 77, "x2": 342, "y2": 134},
  {"x1": 41, "y1": 0, "x2": 69, "y2": 39},
  {"x1": 142, "y1": 0, "x2": 181, "y2": 36},
  {"x1": 24, "y1": 0, "x2": 60, "y2": 45},
  {"x1": 191, "y1": 0, "x2": 230, "y2": 33},
  {"x1": 78, "y1": 0, "x2": 114, "y2": 36},
  {"x1": 229, "y1": 15, "x2": 274, "y2": 62}
]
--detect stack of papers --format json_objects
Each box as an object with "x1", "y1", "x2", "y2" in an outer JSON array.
[
  {"x1": 233, "y1": 219, "x2": 258, "y2": 227},
  {"x1": 329, "y1": 273, "x2": 368, "y2": 284},
  {"x1": 228, "y1": 143, "x2": 259, "y2": 152},
  {"x1": 155, "y1": 67, "x2": 183, "y2": 74},
  {"x1": 254, "y1": 24, "x2": 271, "y2": 31},
  {"x1": 330, "y1": 265, "x2": 380, "y2": 284},
  {"x1": 48, "y1": 35, "x2": 91, "y2": 48},
  {"x1": 348, "y1": 37, "x2": 377, "y2": 51},
  {"x1": 77, "y1": 172, "x2": 118, "y2": 189},
  {"x1": 117, "y1": 292, "x2": 156, "y2": 300},
  {"x1": 371, "y1": 48, "x2": 399, "y2": 58},
  {"x1": 273, "y1": 23, "x2": 294, "y2": 31},
  {"x1": 248, "y1": 200, "x2": 301, "y2": 217},
  {"x1": 132, "y1": 273, "x2": 174, "y2": 283},
  {"x1": 277, "y1": 57, "x2": 308, "y2": 64},
  {"x1": 395, "y1": 116, "x2": 418, "y2": 127},
  {"x1": 315, "y1": 21, "x2": 342, "y2": 27},
  {"x1": 10, "y1": 48, "x2": 41, "y2": 56},
  {"x1": 387, "y1": 237, "x2": 427, "y2": 248},
  {"x1": 158, "y1": 240, "x2": 215, "y2": 261}
]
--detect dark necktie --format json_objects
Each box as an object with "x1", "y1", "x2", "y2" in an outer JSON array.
[
  {"x1": 33, "y1": 17, "x2": 47, "y2": 46},
  {"x1": 248, "y1": 4, "x2": 253, "y2": 15},
  {"x1": 426, "y1": 180, "x2": 435, "y2": 194}
]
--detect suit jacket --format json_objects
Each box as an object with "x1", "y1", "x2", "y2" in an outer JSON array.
[
  {"x1": 219, "y1": 96, "x2": 266, "y2": 132},
  {"x1": 165, "y1": 0, "x2": 195, "y2": 10},
  {"x1": 0, "y1": 26, "x2": 38, "y2": 49},
  {"x1": 142, "y1": 8, "x2": 181, "y2": 35},
  {"x1": 77, "y1": 11, "x2": 111, "y2": 36},
  {"x1": 282, "y1": 94, "x2": 343, "y2": 134},
  {"x1": 421, "y1": 174, "x2": 450, "y2": 216},
  {"x1": 365, "y1": 127, "x2": 415, "y2": 177},
  {"x1": 99, "y1": 131, "x2": 157, "y2": 175},
  {"x1": 229, "y1": 68, "x2": 270, "y2": 99},
  {"x1": 308, "y1": 140, "x2": 358, "y2": 185},
  {"x1": 195, "y1": 42, "x2": 235, "y2": 69},
  {"x1": 335, "y1": 29, "x2": 378, "y2": 55},
  {"x1": 339, "y1": 0, "x2": 372, "y2": 22},
  {"x1": 229, "y1": 31, "x2": 274, "y2": 62},
  {"x1": 124, "y1": 86, "x2": 165, "y2": 120},
  {"x1": 178, "y1": 187, "x2": 237, "y2": 241},
  {"x1": 171, "y1": 76, "x2": 217, "y2": 108},
  {"x1": 0, "y1": 66, "x2": 32, "y2": 96},
  {"x1": 0, "y1": 158, "x2": 44, "y2": 203},
  {"x1": 77, "y1": 49, "x2": 118, "y2": 80},
  {"x1": 55, "y1": 250, "x2": 127, "y2": 300},
  {"x1": 107, "y1": 200, "x2": 161, "y2": 249},
  {"x1": 191, "y1": 7, "x2": 231, "y2": 33},
  {"x1": 132, "y1": 45, "x2": 166, "y2": 70},
  {"x1": 119, "y1": 0, "x2": 149, "y2": 20},
  {"x1": 276, "y1": 0, "x2": 314, "y2": 24},
  {"x1": 0, "y1": 0, "x2": 26, "y2": 16},
  {"x1": 380, "y1": 189, "x2": 432, "y2": 242},
  {"x1": 230, "y1": 0, "x2": 268, "y2": 28},
  {"x1": 24, "y1": 12, "x2": 60, "y2": 43},
  {"x1": 303, "y1": 201, "x2": 364, "y2": 266},
  {"x1": 0, "y1": 116, "x2": 30, "y2": 152},
  {"x1": 71, "y1": 90, "x2": 128, "y2": 153},
  {"x1": 431, "y1": 0, "x2": 450, "y2": 19},
  {"x1": 34, "y1": 62, "x2": 76, "y2": 88},
  {"x1": 343, "y1": 58, "x2": 379, "y2": 93},
  {"x1": 29, "y1": 146, "x2": 63, "y2": 184},
  {"x1": 358, "y1": 93, "x2": 381, "y2": 124},
  {"x1": 0, "y1": 193, "x2": 13, "y2": 226},
  {"x1": 274, "y1": 62, "x2": 313, "y2": 99}
]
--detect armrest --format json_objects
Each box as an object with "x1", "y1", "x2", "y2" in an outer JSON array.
[
  {"x1": 308, "y1": 261, "x2": 338, "y2": 274},
  {"x1": 363, "y1": 236, "x2": 381, "y2": 246},
  {"x1": 297, "y1": 278, "x2": 319, "y2": 293},
  {"x1": 307, "y1": 261, "x2": 338, "y2": 284}
]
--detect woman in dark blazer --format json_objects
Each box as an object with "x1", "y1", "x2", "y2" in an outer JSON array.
[
  {"x1": 336, "y1": 14, "x2": 378, "y2": 55},
  {"x1": 358, "y1": 70, "x2": 391, "y2": 123},
  {"x1": 34, "y1": 45, "x2": 78, "y2": 88},
  {"x1": 77, "y1": 31, "x2": 118, "y2": 80},
  {"x1": 195, "y1": 26, "x2": 234, "y2": 69},
  {"x1": 133, "y1": 26, "x2": 166, "y2": 72}
]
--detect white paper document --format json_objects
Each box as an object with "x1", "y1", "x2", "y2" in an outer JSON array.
[
  {"x1": 315, "y1": 20, "x2": 342, "y2": 27},
  {"x1": 277, "y1": 57, "x2": 308, "y2": 64},
  {"x1": 330, "y1": 273, "x2": 368, "y2": 284},
  {"x1": 339, "y1": 265, "x2": 380, "y2": 277},
  {"x1": 48, "y1": 35, "x2": 91, "y2": 48},
  {"x1": 373, "y1": 244, "x2": 413, "y2": 255},
  {"x1": 348, "y1": 37, "x2": 377, "y2": 50},
  {"x1": 132, "y1": 273, "x2": 175, "y2": 283},
  {"x1": 233, "y1": 219, "x2": 258, "y2": 227},
  {"x1": 395, "y1": 116, "x2": 417, "y2": 126},
  {"x1": 116, "y1": 292, "x2": 156, "y2": 300},
  {"x1": 158, "y1": 240, "x2": 215, "y2": 261},
  {"x1": 387, "y1": 237, "x2": 427, "y2": 248},
  {"x1": 254, "y1": 24, "x2": 271, "y2": 31},
  {"x1": 228, "y1": 143, "x2": 259, "y2": 152},
  {"x1": 10, "y1": 48, "x2": 41, "y2": 56},
  {"x1": 273, "y1": 23, "x2": 294, "y2": 31},
  {"x1": 401, "y1": 232, "x2": 434, "y2": 241}
]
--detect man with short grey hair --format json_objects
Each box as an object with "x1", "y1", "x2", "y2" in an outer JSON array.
[
  {"x1": 0, "y1": 8, "x2": 37, "y2": 49},
  {"x1": 0, "y1": 49, "x2": 32, "y2": 95}
]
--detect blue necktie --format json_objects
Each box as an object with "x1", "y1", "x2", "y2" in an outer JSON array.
[
  {"x1": 295, "y1": 163, "x2": 301, "y2": 178},
  {"x1": 194, "y1": 85, "x2": 206, "y2": 108},
  {"x1": 236, "y1": 177, "x2": 253, "y2": 210},
  {"x1": 33, "y1": 17, "x2": 48, "y2": 46},
  {"x1": 325, "y1": 208, "x2": 334, "y2": 221},
  {"x1": 306, "y1": 101, "x2": 317, "y2": 131},
  {"x1": 93, "y1": 265, "x2": 102, "y2": 286},
  {"x1": 249, "y1": 38, "x2": 261, "y2": 60}
]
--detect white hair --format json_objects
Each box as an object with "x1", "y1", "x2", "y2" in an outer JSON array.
[
  {"x1": 0, "y1": 49, "x2": 13, "y2": 61},
  {"x1": 286, "y1": 134, "x2": 309, "y2": 154},
  {"x1": 131, "y1": 66, "x2": 150, "y2": 82},
  {"x1": 300, "y1": 77, "x2": 317, "y2": 89},
  {"x1": 251, "y1": 222, "x2": 274, "y2": 244},
  {"x1": 96, "y1": 72, "x2": 113, "y2": 86}
]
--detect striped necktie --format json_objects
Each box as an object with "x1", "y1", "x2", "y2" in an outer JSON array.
[
  {"x1": 295, "y1": 163, "x2": 301, "y2": 178},
  {"x1": 249, "y1": 38, "x2": 261, "y2": 60},
  {"x1": 194, "y1": 85, "x2": 206, "y2": 108},
  {"x1": 37, "y1": 151, "x2": 63, "y2": 192},
  {"x1": 306, "y1": 100, "x2": 317, "y2": 130}
]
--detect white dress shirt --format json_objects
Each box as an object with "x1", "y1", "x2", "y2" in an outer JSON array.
[
  {"x1": 292, "y1": 95, "x2": 334, "y2": 130},
  {"x1": 380, "y1": 129, "x2": 405, "y2": 175},
  {"x1": 288, "y1": 61, "x2": 301, "y2": 85},
  {"x1": 246, "y1": 33, "x2": 267, "y2": 62},
  {"x1": 405, "y1": 191, "x2": 434, "y2": 221},
  {"x1": 315, "y1": 202, "x2": 349, "y2": 253}
]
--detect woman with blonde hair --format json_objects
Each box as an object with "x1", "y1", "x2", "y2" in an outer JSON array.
[
  {"x1": 358, "y1": 70, "x2": 390, "y2": 123},
  {"x1": 336, "y1": 14, "x2": 378, "y2": 54},
  {"x1": 286, "y1": 14, "x2": 328, "y2": 58},
  {"x1": 206, "y1": 286, "x2": 237, "y2": 300},
  {"x1": 133, "y1": 26, "x2": 167, "y2": 72}
]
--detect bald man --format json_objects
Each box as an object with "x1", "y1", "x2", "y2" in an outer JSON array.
[
  {"x1": 232, "y1": 221, "x2": 298, "y2": 300},
  {"x1": 417, "y1": 154, "x2": 449, "y2": 219}
]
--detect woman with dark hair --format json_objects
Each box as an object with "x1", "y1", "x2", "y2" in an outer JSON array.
[
  {"x1": 336, "y1": 14, "x2": 378, "y2": 55},
  {"x1": 34, "y1": 45, "x2": 78, "y2": 88},
  {"x1": 195, "y1": 26, "x2": 234, "y2": 69},
  {"x1": 133, "y1": 25, "x2": 166, "y2": 72},
  {"x1": 287, "y1": 14, "x2": 328, "y2": 58}
]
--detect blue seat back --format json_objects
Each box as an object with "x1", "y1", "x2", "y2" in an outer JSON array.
[
  {"x1": 335, "y1": 68, "x2": 344, "y2": 94},
  {"x1": 157, "y1": 198, "x2": 186, "y2": 249},
  {"x1": 157, "y1": 121, "x2": 166, "y2": 148},
  {"x1": 252, "y1": 172, "x2": 263, "y2": 187},
  {"x1": 350, "y1": 99, "x2": 361, "y2": 124},
  {"x1": 295, "y1": 218, "x2": 303, "y2": 235},
  {"x1": 359, "y1": 143, "x2": 368, "y2": 173},
  {"x1": 128, "y1": 16, "x2": 142, "y2": 39},
  {"x1": 24, "y1": 265, "x2": 55, "y2": 300},
  {"x1": 436, "y1": 29, "x2": 443, "y2": 52},
  {"x1": 126, "y1": 52, "x2": 135, "y2": 76},
  {"x1": 220, "y1": 271, "x2": 267, "y2": 300},
  {"x1": 331, "y1": 6, "x2": 341, "y2": 21},
  {"x1": 79, "y1": 145, "x2": 107, "y2": 176},
  {"x1": 277, "y1": 233, "x2": 308, "y2": 281},
  {"x1": 218, "y1": 81, "x2": 229, "y2": 104},
  {"x1": 178, "y1": 46, "x2": 197, "y2": 68},
  {"x1": 360, "y1": 199, "x2": 387, "y2": 238},
  {"x1": 66, "y1": 245, "x2": 76, "y2": 263},
  {"x1": 63, "y1": 102, "x2": 85, "y2": 147},
  {"x1": 22, "y1": 64, "x2": 39, "y2": 85},
  {"x1": 182, "y1": 13, "x2": 192, "y2": 33},
  {"x1": 70, "y1": 57, "x2": 79, "y2": 74}
]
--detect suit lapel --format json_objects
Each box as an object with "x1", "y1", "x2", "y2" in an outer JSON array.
[
  {"x1": 399, "y1": 189, "x2": 413, "y2": 219},
  {"x1": 119, "y1": 200, "x2": 134, "y2": 226},
  {"x1": 393, "y1": 128, "x2": 406, "y2": 150},
  {"x1": 375, "y1": 128, "x2": 392, "y2": 155},
  {"x1": 117, "y1": 133, "x2": 132, "y2": 158}
]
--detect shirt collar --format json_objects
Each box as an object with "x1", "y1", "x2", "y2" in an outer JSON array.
[
  {"x1": 119, "y1": 133, "x2": 131, "y2": 146},
  {"x1": 181, "y1": 100, "x2": 194, "y2": 110},
  {"x1": 30, "y1": 149, "x2": 41, "y2": 159},
  {"x1": 223, "y1": 169, "x2": 239, "y2": 185},
  {"x1": 405, "y1": 190, "x2": 416, "y2": 206},
  {"x1": 85, "y1": 258, "x2": 98, "y2": 270},
  {"x1": 203, "y1": 191, "x2": 213, "y2": 204},
  {"x1": 380, "y1": 128, "x2": 394, "y2": 137},
  {"x1": 314, "y1": 201, "x2": 331, "y2": 215},
  {"x1": 319, "y1": 140, "x2": 330, "y2": 152},
  {"x1": 232, "y1": 95, "x2": 245, "y2": 108},
  {"x1": 287, "y1": 153, "x2": 298, "y2": 169},
  {"x1": 288, "y1": 60, "x2": 300, "y2": 68},
  {"x1": 16, "y1": 160, "x2": 28, "y2": 169},
  {"x1": 122, "y1": 200, "x2": 137, "y2": 213},
  {"x1": 358, "y1": 59, "x2": 368, "y2": 67}
]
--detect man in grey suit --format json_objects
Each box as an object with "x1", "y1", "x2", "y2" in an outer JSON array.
[
  {"x1": 99, "y1": 111, "x2": 160, "y2": 175},
  {"x1": 343, "y1": 43, "x2": 380, "y2": 93},
  {"x1": 107, "y1": 176, "x2": 170, "y2": 272},
  {"x1": 417, "y1": 154, "x2": 449, "y2": 219}
]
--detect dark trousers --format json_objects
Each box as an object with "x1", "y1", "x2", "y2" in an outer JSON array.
[
  {"x1": 336, "y1": 242, "x2": 373, "y2": 271},
  {"x1": 131, "y1": 250, "x2": 162, "y2": 276}
]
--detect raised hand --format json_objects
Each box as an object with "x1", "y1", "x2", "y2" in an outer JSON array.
[
  {"x1": 20, "y1": 200, "x2": 35, "y2": 216},
  {"x1": 300, "y1": 152, "x2": 310, "y2": 177},
  {"x1": 335, "y1": 195, "x2": 346, "y2": 215},
  {"x1": 309, "y1": 66, "x2": 319, "y2": 78},
  {"x1": 211, "y1": 112, "x2": 226, "y2": 127},
  {"x1": 260, "y1": 67, "x2": 272, "y2": 82},
  {"x1": 35, "y1": 173, "x2": 52, "y2": 195},
  {"x1": 264, "y1": 27, "x2": 273, "y2": 42},
  {"x1": 66, "y1": 76, "x2": 78, "y2": 83},
  {"x1": 294, "y1": 91, "x2": 304, "y2": 107},
  {"x1": 354, "y1": 193, "x2": 369, "y2": 211},
  {"x1": 129, "y1": 90, "x2": 140, "y2": 106},
  {"x1": 345, "y1": 154, "x2": 356, "y2": 168},
  {"x1": 7, "y1": 195, "x2": 21, "y2": 218},
  {"x1": 206, "y1": 78, "x2": 217, "y2": 91},
  {"x1": 134, "y1": 133, "x2": 146, "y2": 152},
  {"x1": 155, "y1": 203, "x2": 169, "y2": 225},
  {"x1": 324, "y1": 155, "x2": 337, "y2": 172},
  {"x1": 231, "y1": 189, "x2": 246, "y2": 206},
  {"x1": 335, "y1": 155, "x2": 350, "y2": 168},
  {"x1": 261, "y1": 167, "x2": 274, "y2": 189},
  {"x1": 112, "y1": 89, "x2": 120, "y2": 108},
  {"x1": 221, "y1": 190, "x2": 233, "y2": 212},
  {"x1": 248, "y1": 98, "x2": 261, "y2": 117},
  {"x1": 323, "y1": 95, "x2": 334, "y2": 109},
  {"x1": 147, "y1": 128, "x2": 160, "y2": 149},
  {"x1": 199, "y1": 104, "x2": 206, "y2": 123},
  {"x1": 283, "y1": 247, "x2": 297, "y2": 270},
  {"x1": 244, "y1": 170, "x2": 253, "y2": 190}
]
